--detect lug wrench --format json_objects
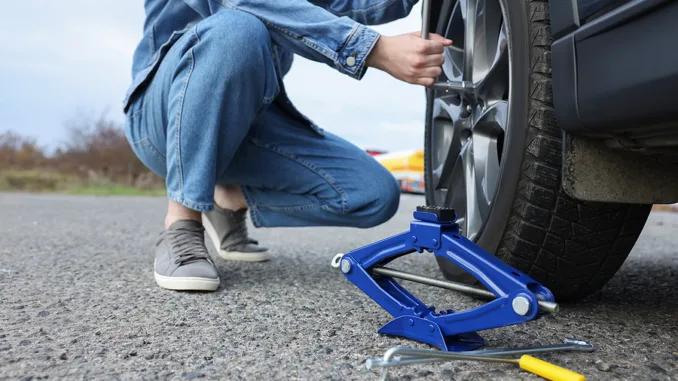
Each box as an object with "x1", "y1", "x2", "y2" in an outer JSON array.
[
  {"x1": 369, "y1": 339, "x2": 592, "y2": 381},
  {"x1": 366, "y1": 338, "x2": 594, "y2": 369}
]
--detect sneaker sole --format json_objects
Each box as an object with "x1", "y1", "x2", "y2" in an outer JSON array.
[
  {"x1": 154, "y1": 272, "x2": 220, "y2": 291},
  {"x1": 202, "y1": 214, "x2": 271, "y2": 262}
]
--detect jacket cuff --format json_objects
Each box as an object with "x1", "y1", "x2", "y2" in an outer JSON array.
[{"x1": 336, "y1": 24, "x2": 381, "y2": 80}]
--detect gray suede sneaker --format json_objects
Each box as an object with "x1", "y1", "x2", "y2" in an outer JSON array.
[
  {"x1": 202, "y1": 206, "x2": 270, "y2": 262},
  {"x1": 154, "y1": 220, "x2": 220, "y2": 291}
]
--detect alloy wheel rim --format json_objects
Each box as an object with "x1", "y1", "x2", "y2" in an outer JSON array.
[{"x1": 430, "y1": 0, "x2": 510, "y2": 241}]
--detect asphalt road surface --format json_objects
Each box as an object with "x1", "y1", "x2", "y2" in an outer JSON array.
[{"x1": 1, "y1": 193, "x2": 676, "y2": 381}]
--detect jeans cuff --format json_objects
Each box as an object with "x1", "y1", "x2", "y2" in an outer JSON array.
[
  {"x1": 167, "y1": 191, "x2": 214, "y2": 212},
  {"x1": 241, "y1": 186, "x2": 265, "y2": 228}
]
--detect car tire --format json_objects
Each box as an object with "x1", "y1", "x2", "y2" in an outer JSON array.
[{"x1": 423, "y1": 0, "x2": 652, "y2": 301}]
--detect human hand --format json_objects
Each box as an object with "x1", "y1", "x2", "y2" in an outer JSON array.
[{"x1": 366, "y1": 31, "x2": 452, "y2": 87}]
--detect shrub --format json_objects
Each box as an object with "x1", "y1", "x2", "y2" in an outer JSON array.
[
  {"x1": 0, "y1": 170, "x2": 63, "y2": 192},
  {"x1": 0, "y1": 110, "x2": 165, "y2": 193},
  {"x1": 53, "y1": 111, "x2": 156, "y2": 186},
  {"x1": 0, "y1": 131, "x2": 47, "y2": 170}
]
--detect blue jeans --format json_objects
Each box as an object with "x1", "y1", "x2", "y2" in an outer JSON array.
[{"x1": 124, "y1": 9, "x2": 401, "y2": 228}]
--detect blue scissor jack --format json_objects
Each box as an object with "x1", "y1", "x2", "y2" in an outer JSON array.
[{"x1": 332, "y1": 206, "x2": 559, "y2": 352}]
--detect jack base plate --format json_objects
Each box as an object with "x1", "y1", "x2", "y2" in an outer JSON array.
[{"x1": 378, "y1": 316, "x2": 486, "y2": 351}]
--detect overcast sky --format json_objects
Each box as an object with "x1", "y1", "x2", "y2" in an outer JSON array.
[{"x1": 1, "y1": 1, "x2": 426, "y2": 152}]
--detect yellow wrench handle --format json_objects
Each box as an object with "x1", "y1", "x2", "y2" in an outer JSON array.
[{"x1": 518, "y1": 355, "x2": 586, "y2": 381}]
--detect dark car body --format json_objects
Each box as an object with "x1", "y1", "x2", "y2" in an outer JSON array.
[
  {"x1": 550, "y1": 0, "x2": 678, "y2": 143},
  {"x1": 430, "y1": 0, "x2": 678, "y2": 205},
  {"x1": 551, "y1": 0, "x2": 678, "y2": 205}
]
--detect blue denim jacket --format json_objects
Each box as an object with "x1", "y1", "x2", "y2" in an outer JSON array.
[{"x1": 122, "y1": 0, "x2": 419, "y2": 112}]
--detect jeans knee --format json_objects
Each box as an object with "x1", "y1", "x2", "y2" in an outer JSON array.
[
  {"x1": 348, "y1": 167, "x2": 401, "y2": 229},
  {"x1": 196, "y1": 10, "x2": 272, "y2": 74}
]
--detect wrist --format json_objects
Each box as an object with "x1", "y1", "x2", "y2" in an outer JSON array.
[{"x1": 366, "y1": 34, "x2": 387, "y2": 70}]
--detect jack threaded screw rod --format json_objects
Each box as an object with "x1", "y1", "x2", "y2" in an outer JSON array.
[{"x1": 371, "y1": 266, "x2": 560, "y2": 314}]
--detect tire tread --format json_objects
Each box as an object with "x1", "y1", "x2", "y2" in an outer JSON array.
[{"x1": 493, "y1": 0, "x2": 651, "y2": 300}]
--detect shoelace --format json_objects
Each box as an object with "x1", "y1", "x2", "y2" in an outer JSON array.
[{"x1": 166, "y1": 225, "x2": 211, "y2": 265}]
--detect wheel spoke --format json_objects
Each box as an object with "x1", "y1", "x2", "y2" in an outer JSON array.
[
  {"x1": 465, "y1": 142, "x2": 484, "y2": 241},
  {"x1": 472, "y1": 134, "x2": 498, "y2": 220},
  {"x1": 473, "y1": 100, "x2": 508, "y2": 132},
  {"x1": 444, "y1": 139, "x2": 483, "y2": 240},
  {"x1": 432, "y1": 125, "x2": 463, "y2": 190},
  {"x1": 431, "y1": 97, "x2": 465, "y2": 190},
  {"x1": 445, "y1": 140, "x2": 469, "y2": 236},
  {"x1": 442, "y1": 1, "x2": 466, "y2": 82},
  {"x1": 475, "y1": 22, "x2": 508, "y2": 103},
  {"x1": 471, "y1": 101, "x2": 507, "y2": 219},
  {"x1": 471, "y1": 0, "x2": 504, "y2": 84}
]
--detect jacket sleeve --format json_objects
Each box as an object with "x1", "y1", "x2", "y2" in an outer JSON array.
[
  {"x1": 184, "y1": 0, "x2": 416, "y2": 80},
  {"x1": 309, "y1": 0, "x2": 419, "y2": 25}
]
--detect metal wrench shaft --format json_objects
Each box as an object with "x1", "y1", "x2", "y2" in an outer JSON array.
[
  {"x1": 421, "y1": 0, "x2": 432, "y2": 39},
  {"x1": 366, "y1": 339, "x2": 594, "y2": 369},
  {"x1": 373, "y1": 343, "x2": 590, "y2": 381}
]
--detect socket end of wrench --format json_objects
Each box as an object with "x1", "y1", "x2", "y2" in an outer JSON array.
[
  {"x1": 563, "y1": 338, "x2": 595, "y2": 351},
  {"x1": 365, "y1": 359, "x2": 374, "y2": 370}
]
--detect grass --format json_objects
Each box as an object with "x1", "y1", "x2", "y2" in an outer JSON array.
[
  {"x1": 64, "y1": 185, "x2": 167, "y2": 197},
  {"x1": 0, "y1": 169, "x2": 166, "y2": 197}
]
